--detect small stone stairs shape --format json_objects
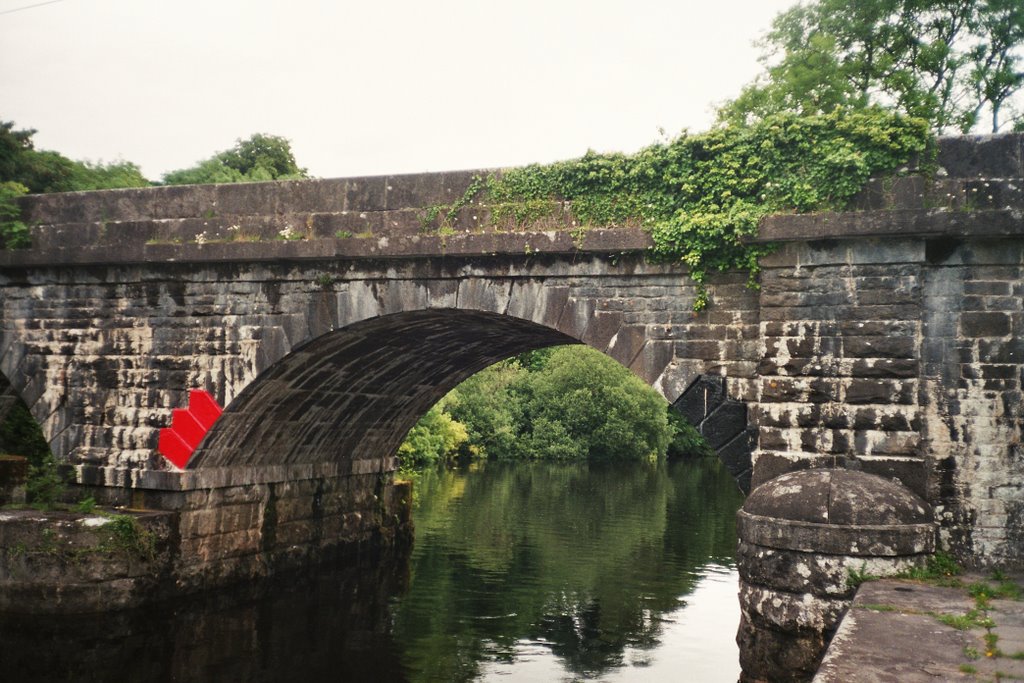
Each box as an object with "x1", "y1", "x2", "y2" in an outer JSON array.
[{"x1": 158, "y1": 390, "x2": 223, "y2": 469}]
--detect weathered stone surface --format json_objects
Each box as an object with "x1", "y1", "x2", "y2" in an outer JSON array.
[
  {"x1": 737, "y1": 611, "x2": 827, "y2": 683},
  {"x1": 736, "y1": 542, "x2": 927, "y2": 599},
  {"x1": 814, "y1": 576, "x2": 1024, "y2": 683},
  {"x1": 0, "y1": 509, "x2": 174, "y2": 613},
  {"x1": 740, "y1": 583, "x2": 850, "y2": 633},
  {"x1": 744, "y1": 469, "x2": 933, "y2": 526},
  {"x1": 736, "y1": 470, "x2": 936, "y2": 682},
  {"x1": 0, "y1": 469, "x2": 412, "y2": 614}
]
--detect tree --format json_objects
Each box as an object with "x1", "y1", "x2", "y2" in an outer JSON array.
[
  {"x1": 970, "y1": 0, "x2": 1024, "y2": 131},
  {"x1": 398, "y1": 346, "x2": 682, "y2": 468},
  {"x1": 163, "y1": 133, "x2": 307, "y2": 185},
  {"x1": 396, "y1": 400, "x2": 469, "y2": 467},
  {"x1": 0, "y1": 120, "x2": 149, "y2": 193},
  {"x1": 444, "y1": 361, "x2": 526, "y2": 460},
  {"x1": 521, "y1": 347, "x2": 670, "y2": 462},
  {"x1": 719, "y1": 0, "x2": 1024, "y2": 133}
]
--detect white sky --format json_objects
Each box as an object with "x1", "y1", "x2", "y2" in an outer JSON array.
[{"x1": 0, "y1": 0, "x2": 795, "y2": 181}]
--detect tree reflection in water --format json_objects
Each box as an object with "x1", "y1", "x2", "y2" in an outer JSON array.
[{"x1": 393, "y1": 458, "x2": 744, "y2": 682}]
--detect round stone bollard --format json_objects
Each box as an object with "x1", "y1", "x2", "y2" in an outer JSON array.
[{"x1": 735, "y1": 468, "x2": 936, "y2": 683}]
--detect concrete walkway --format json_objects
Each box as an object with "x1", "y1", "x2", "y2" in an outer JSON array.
[{"x1": 815, "y1": 573, "x2": 1024, "y2": 682}]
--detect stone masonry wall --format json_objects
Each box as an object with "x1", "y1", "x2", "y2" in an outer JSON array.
[
  {"x1": 752, "y1": 238, "x2": 928, "y2": 496},
  {"x1": 748, "y1": 134, "x2": 1024, "y2": 567},
  {"x1": 0, "y1": 248, "x2": 758, "y2": 490},
  {"x1": 920, "y1": 239, "x2": 1024, "y2": 565},
  {"x1": 751, "y1": 236, "x2": 1024, "y2": 567},
  {"x1": 0, "y1": 469, "x2": 412, "y2": 613}
]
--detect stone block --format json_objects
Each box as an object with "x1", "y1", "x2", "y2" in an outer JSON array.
[
  {"x1": 672, "y1": 375, "x2": 726, "y2": 425},
  {"x1": 701, "y1": 400, "x2": 748, "y2": 449},
  {"x1": 736, "y1": 611, "x2": 826, "y2": 683},
  {"x1": 739, "y1": 583, "x2": 850, "y2": 633},
  {"x1": 961, "y1": 311, "x2": 1011, "y2": 337},
  {"x1": 936, "y1": 133, "x2": 1024, "y2": 178}
]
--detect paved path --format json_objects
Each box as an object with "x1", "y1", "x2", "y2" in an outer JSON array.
[{"x1": 815, "y1": 573, "x2": 1024, "y2": 682}]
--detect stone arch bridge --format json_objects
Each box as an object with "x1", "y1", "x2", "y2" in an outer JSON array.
[{"x1": 1, "y1": 134, "x2": 1022, "y2": 599}]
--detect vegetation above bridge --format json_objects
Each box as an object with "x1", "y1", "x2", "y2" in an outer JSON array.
[{"x1": 419, "y1": 109, "x2": 931, "y2": 309}]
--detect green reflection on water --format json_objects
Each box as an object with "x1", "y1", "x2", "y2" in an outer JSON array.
[{"x1": 392, "y1": 458, "x2": 745, "y2": 682}]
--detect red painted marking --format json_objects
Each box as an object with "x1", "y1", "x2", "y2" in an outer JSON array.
[
  {"x1": 188, "y1": 390, "x2": 223, "y2": 430},
  {"x1": 171, "y1": 409, "x2": 206, "y2": 449},
  {"x1": 158, "y1": 429, "x2": 193, "y2": 469},
  {"x1": 158, "y1": 390, "x2": 223, "y2": 469}
]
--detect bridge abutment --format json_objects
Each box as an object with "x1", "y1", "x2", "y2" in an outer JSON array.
[{"x1": 0, "y1": 464, "x2": 411, "y2": 613}]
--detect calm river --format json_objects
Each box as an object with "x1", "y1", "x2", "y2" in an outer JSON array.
[{"x1": 1, "y1": 458, "x2": 743, "y2": 682}]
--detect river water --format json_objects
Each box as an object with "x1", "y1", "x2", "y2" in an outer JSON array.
[
  {"x1": 393, "y1": 458, "x2": 745, "y2": 682},
  {"x1": 1, "y1": 458, "x2": 743, "y2": 682}
]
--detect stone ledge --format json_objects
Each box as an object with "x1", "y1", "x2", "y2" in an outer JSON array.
[
  {"x1": 0, "y1": 228, "x2": 654, "y2": 267},
  {"x1": 84, "y1": 458, "x2": 401, "y2": 491},
  {"x1": 754, "y1": 207, "x2": 1024, "y2": 243},
  {"x1": 814, "y1": 576, "x2": 1024, "y2": 682},
  {"x1": 16, "y1": 170, "x2": 488, "y2": 224}
]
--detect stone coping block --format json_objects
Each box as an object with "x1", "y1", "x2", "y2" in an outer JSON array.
[
  {"x1": 0, "y1": 227, "x2": 654, "y2": 268},
  {"x1": 129, "y1": 458, "x2": 399, "y2": 491},
  {"x1": 755, "y1": 207, "x2": 1024, "y2": 244},
  {"x1": 737, "y1": 511, "x2": 937, "y2": 556},
  {"x1": 75, "y1": 458, "x2": 399, "y2": 492}
]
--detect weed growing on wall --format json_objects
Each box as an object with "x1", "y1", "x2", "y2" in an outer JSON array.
[{"x1": 423, "y1": 109, "x2": 932, "y2": 309}]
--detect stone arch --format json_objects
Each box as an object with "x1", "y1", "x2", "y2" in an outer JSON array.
[
  {"x1": 190, "y1": 304, "x2": 755, "y2": 495},
  {"x1": 190, "y1": 309, "x2": 577, "y2": 469}
]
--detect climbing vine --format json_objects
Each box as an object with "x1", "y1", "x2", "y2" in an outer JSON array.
[{"x1": 421, "y1": 109, "x2": 932, "y2": 309}]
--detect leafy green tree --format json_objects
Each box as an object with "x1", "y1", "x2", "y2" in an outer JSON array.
[
  {"x1": 399, "y1": 346, "x2": 683, "y2": 467},
  {"x1": 396, "y1": 400, "x2": 469, "y2": 467},
  {"x1": 1, "y1": 120, "x2": 149, "y2": 193},
  {"x1": 719, "y1": 0, "x2": 1024, "y2": 133},
  {"x1": 521, "y1": 347, "x2": 670, "y2": 462},
  {"x1": 666, "y1": 406, "x2": 715, "y2": 459},
  {"x1": 66, "y1": 160, "x2": 149, "y2": 191},
  {"x1": 0, "y1": 181, "x2": 30, "y2": 248},
  {"x1": 0, "y1": 390, "x2": 62, "y2": 507},
  {"x1": 970, "y1": 0, "x2": 1024, "y2": 131},
  {"x1": 444, "y1": 362, "x2": 526, "y2": 460},
  {"x1": 163, "y1": 133, "x2": 307, "y2": 185}
]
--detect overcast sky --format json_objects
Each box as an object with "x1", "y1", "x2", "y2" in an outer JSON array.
[{"x1": 1, "y1": 0, "x2": 794, "y2": 181}]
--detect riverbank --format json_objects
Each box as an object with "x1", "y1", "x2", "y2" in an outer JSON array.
[
  {"x1": 816, "y1": 573, "x2": 1024, "y2": 682},
  {"x1": 0, "y1": 474, "x2": 413, "y2": 614}
]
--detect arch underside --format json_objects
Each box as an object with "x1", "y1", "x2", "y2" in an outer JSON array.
[{"x1": 190, "y1": 310, "x2": 576, "y2": 469}]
